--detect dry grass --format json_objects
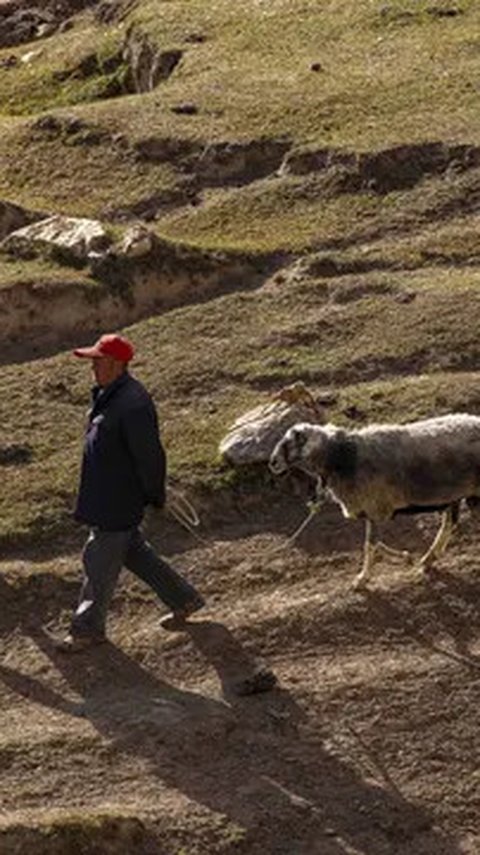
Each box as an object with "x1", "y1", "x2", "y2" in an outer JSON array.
[
  {"x1": 0, "y1": 0, "x2": 475, "y2": 143},
  {"x1": 1, "y1": 0, "x2": 480, "y2": 546},
  {"x1": 2, "y1": 263, "x2": 480, "y2": 545},
  {"x1": 2, "y1": 7, "x2": 480, "y2": 853},
  {"x1": 0, "y1": 118, "x2": 179, "y2": 218},
  {"x1": 1, "y1": 0, "x2": 480, "y2": 237}
]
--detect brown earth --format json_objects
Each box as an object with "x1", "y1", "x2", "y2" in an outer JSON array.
[{"x1": 1, "y1": 497, "x2": 479, "y2": 853}]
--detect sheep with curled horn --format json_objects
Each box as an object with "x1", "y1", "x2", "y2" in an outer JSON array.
[{"x1": 269, "y1": 413, "x2": 480, "y2": 589}]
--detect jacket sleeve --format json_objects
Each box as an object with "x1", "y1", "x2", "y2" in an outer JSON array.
[{"x1": 121, "y1": 401, "x2": 167, "y2": 508}]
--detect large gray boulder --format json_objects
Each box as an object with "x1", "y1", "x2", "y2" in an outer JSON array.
[
  {"x1": 1, "y1": 214, "x2": 111, "y2": 262},
  {"x1": 219, "y1": 384, "x2": 326, "y2": 466},
  {"x1": 0, "y1": 4, "x2": 57, "y2": 47}
]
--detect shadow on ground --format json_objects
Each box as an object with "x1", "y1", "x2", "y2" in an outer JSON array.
[{"x1": 0, "y1": 613, "x2": 468, "y2": 855}]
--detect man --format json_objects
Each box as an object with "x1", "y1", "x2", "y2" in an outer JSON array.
[{"x1": 59, "y1": 332, "x2": 204, "y2": 652}]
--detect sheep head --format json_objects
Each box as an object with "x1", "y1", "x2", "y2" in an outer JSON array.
[{"x1": 269, "y1": 423, "x2": 332, "y2": 477}]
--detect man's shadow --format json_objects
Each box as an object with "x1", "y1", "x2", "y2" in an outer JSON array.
[{"x1": 0, "y1": 611, "x2": 464, "y2": 855}]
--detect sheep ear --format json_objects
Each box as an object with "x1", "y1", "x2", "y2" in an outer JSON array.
[
  {"x1": 285, "y1": 428, "x2": 308, "y2": 463},
  {"x1": 293, "y1": 429, "x2": 308, "y2": 449},
  {"x1": 325, "y1": 433, "x2": 357, "y2": 478}
]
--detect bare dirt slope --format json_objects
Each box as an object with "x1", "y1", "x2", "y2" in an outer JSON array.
[{"x1": 1, "y1": 502, "x2": 479, "y2": 854}]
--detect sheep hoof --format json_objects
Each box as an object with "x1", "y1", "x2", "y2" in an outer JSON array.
[
  {"x1": 416, "y1": 562, "x2": 435, "y2": 579},
  {"x1": 352, "y1": 575, "x2": 369, "y2": 591}
]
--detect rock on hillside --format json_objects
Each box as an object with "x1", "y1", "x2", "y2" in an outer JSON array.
[
  {"x1": 0, "y1": 0, "x2": 113, "y2": 47},
  {"x1": 0, "y1": 223, "x2": 273, "y2": 359},
  {"x1": 220, "y1": 383, "x2": 326, "y2": 465},
  {"x1": 1, "y1": 215, "x2": 111, "y2": 261}
]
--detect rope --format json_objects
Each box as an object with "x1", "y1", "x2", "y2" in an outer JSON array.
[
  {"x1": 166, "y1": 485, "x2": 200, "y2": 528},
  {"x1": 267, "y1": 499, "x2": 323, "y2": 555},
  {"x1": 164, "y1": 483, "x2": 480, "y2": 674},
  {"x1": 165, "y1": 484, "x2": 208, "y2": 543},
  {"x1": 163, "y1": 480, "x2": 324, "y2": 552}
]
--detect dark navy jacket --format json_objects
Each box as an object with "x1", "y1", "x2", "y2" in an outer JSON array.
[{"x1": 75, "y1": 372, "x2": 166, "y2": 530}]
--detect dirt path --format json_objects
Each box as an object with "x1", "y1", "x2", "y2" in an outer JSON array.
[{"x1": 0, "y1": 506, "x2": 479, "y2": 853}]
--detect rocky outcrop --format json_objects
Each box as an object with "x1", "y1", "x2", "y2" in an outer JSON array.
[
  {"x1": 112, "y1": 137, "x2": 480, "y2": 225},
  {"x1": 0, "y1": 225, "x2": 273, "y2": 360},
  {"x1": 123, "y1": 30, "x2": 182, "y2": 93},
  {"x1": 87, "y1": 227, "x2": 267, "y2": 309},
  {"x1": 52, "y1": 25, "x2": 183, "y2": 99},
  {"x1": 95, "y1": 0, "x2": 138, "y2": 24},
  {"x1": 181, "y1": 139, "x2": 291, "y2": 188},
  {"x1": 1, "y1": 215, "x2": 111, "y2": 262},
  {"x1": 0, "y1": 1, "x2": 100, "y2": 47},
  {"x1": 0, "y1": 4, "x2": 58, "y2": 47}
]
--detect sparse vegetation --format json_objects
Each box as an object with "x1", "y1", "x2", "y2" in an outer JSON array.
[
  {"x1": 1, "y1": 0, "x2": 480, "y2": 539},
  {"x1": 2, "y1": 2, "x2": 480, "y2": 853}
]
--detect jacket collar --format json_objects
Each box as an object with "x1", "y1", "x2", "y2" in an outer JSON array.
[{"x1": 91, "y1": 371, "x2": 130, "y2": 414}]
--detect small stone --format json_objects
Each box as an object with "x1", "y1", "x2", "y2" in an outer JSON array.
[
  {"x1": 58, "y1": 19, "x2": 75, "y2": 34},
  {"x1": 36, "y1": 22, "x2": 57, "y2": 39},
  {"x1": 32, "y1": 114, "x2": 62, "y2": 133},
  {"x1": 324, "y1": 827, "x2": 337, "y2": 837},
  {"x1": 0, "y1": 55, "x2": 18, "y2": 69},
  {"x1": 185, "y1": 33, "x2": 206, "y2": 43},
  {"x1": 171, "y1": 102, "x2": 199, "y2": 115},
  {"x1": 343, "y1": 405, "x2": 365, "y2": 422},
  {"x1": 232, "y1": 668, "x2": 277, "y2": 696},
  {"x1": 395, "y1": 289, "x2": 416, "y2": 304},
  {"x1": 310, "y1": 62, "x2": 322, "y2": 72},
  {"x1": 427, "y1": 6, "x2": 461, "y2": 17}
]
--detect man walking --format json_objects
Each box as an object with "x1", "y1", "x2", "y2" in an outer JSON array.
[{"x1": 59, "y1": 332, "x2": 204, "y2": 652}]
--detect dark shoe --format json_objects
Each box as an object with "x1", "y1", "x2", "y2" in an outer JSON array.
[
  {"x1": 159, "y1": 597, "x2": 205, "y2": 631},
  {"x1": 55, "y1": 633, "x2": 107, "y2": 653}
]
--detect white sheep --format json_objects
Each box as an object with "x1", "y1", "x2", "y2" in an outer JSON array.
[{"x1": 269, "y1": 413, "x2": 480, "y2": 588}]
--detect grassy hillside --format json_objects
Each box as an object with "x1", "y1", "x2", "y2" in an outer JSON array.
[
  {"x1": 3, "y1": 5, "x2": 480, "y2": 855},
  {"x1": 1, "y1": 0, "x2": 480, "y2": 545},
  {"x1": 1, "y1": 0, "x2": 480, "y2": 227}
]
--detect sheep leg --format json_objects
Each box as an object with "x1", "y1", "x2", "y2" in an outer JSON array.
[
  {"x1": 417, "y1": 506, "x2": 455, "y2": 574},
  {"x1": 352, "y1": 519, "x2": 377, "y2": 590}
]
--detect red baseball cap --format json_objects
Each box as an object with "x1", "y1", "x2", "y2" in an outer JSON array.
[{"x1": 73, "y1": 333, "x2": 135, "y2": 363}]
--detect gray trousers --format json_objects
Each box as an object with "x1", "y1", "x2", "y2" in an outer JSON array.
[{"x1": 71, "y1": 527, "x2": 203, "y2": 637}]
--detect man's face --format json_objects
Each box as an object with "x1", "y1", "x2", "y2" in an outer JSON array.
[{"x1": 92, "y1": 355, "x2": 124, "y2": 387}]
